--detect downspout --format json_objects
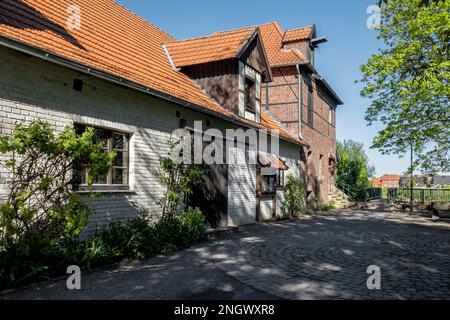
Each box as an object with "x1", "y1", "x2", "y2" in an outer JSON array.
[{"x1": 296, "y1": 64, "x2": 303, "y2": 139}]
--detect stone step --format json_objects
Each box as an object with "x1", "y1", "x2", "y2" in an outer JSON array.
[{"x1": 328, "y1": 186, "x2": 356, "y2": 209}]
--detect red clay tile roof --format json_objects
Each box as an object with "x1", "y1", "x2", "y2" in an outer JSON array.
[
  {"x1": 166, "y1": 27, "x2": 256, "y2": 68},
  {"x1": 372, "y1": 178, "x2": 382, "y2": 186},
  {"x1": 214, "y1": 22, "x2": 308, "y2": 67},
  {"x1": 0, "y1": 0, "x2": 222, "y2": 113},
  {"x1": 282, "y1": 26, "x2": 313, "y2": 43},
  {"x1": 259, "y1": 22, "x2": 306, "y2": 66},
  {"x1": 380, "y1": 174, "x2": 401, "y2": 181},
  {"x1": 0, "y1": 1, "x2": 305, "y2": 145},
  {"x1": 168, "y1": 22, "x2": 308, "y2": 68}
]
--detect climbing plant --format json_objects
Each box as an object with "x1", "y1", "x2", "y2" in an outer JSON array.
[
  {"x1": 158, "y1": 138, "x2": 205, "y2": 217},
  {"x1": 0, "y1": 120, "x2": 115, "y2": 249}
]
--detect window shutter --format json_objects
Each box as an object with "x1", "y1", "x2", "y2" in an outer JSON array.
[{"x1": 238, "y1": 61, "x2": 245, "y2": 117}]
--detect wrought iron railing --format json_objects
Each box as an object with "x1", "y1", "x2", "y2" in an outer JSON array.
[
  {"x1": 336, "y1": 179, "x2": 359, "y2": 200},
  {"x1": 337, "y1": 183, "x2": 383, "y2": 202},
  {"x1": 334, "y1": 182, "x2": 450, "y2": 204},
  {"x1": 363, "y1": 188, "x2": 382, "y2": 202},
  {"x1": 385, "y1": 188, "x2": 450, "y2": 204}
]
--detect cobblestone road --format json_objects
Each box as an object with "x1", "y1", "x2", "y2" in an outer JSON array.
[
  {"x1": 2, "y1": 209, "x2": 450, "y2": 300},
  {"x1": 206, "y1": 210, "x2": 450, "y2": 299}
]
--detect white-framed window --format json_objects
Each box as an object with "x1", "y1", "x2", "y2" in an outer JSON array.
[{"x1": 239, "y1": 62, "x2": 261, "y2": 123}]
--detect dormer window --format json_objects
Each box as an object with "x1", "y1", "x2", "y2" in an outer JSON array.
[
  {"x1": 238, "y1": 63, "x2": 262, "y2": 123},
  {"x1": 244, "y1": 77, "x2": 256, "y2": 113}
]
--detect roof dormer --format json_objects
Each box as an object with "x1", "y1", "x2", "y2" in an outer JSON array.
[{"x1": 165, "y1": 27, "x2": 272, "y2": 124}]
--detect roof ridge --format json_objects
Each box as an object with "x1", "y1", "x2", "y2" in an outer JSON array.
[
  {"x1": 167, "y1": 21, "x2": 284, "y2": 45},
  {"x1": 286, "y1": 25, "x2": 314, "y2": 32},
  {"x1": 112, "y1": 0, "x2": 174, "y2": 41},
  {"x1": 234, "y1": 27, "x2": 259, "y2": 56},
  {"x1": 271, "y1": 21, "x2": 285, "y2": 36},
  {"x1": 165, "y1": 26, "x2": 256, "y2": 45},
  {"x1": 209, "y1": 21, "x2": 281, "y2": 36}
]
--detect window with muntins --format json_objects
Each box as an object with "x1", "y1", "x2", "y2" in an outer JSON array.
[
  {"x1": 261, "y1": 169, "x2": 285, "y2": 194},
  {"x1": 75, "y1": 125, "x2": 130, "y2": 191},
  {"x1": 244, "y1": 77, "x2": 256, "y2": 112}
]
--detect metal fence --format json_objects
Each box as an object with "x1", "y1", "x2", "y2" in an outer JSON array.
[
  {"x1": 363, "y1": 188, "x2": 382, "y2": 201},
  {"x1": 363, "y1": 187, "x2": 450, "y2": 203},
  {"x1": 387, "y1": 188, "x2": 450, "y2": 204},
  {"x1": 337, "y1": 178, "x2": 450, "y2": 204}
]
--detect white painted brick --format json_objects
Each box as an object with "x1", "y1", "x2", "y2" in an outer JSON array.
[{"x1": 0, "y1": 45, "x2": 304, "y2": 235}]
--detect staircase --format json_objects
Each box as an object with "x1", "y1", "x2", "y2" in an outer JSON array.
[{"x1": 328, "y1": 183, "x2": 356, "y2": 209}]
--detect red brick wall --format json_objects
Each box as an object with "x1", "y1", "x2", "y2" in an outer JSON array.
[
  {"x1": 262, "y1": 67, "x2": 299, "y2": 133},
  {"x1": 263, "y1": 65, "x2": 337, "y2": 204}
]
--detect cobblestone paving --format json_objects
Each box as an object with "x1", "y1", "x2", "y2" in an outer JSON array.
[
  {"x1": 203, "y1": 210, "x2": 450, "y2": 300},
  {"x1": 2, "y1": 209, "x2": 450, "y2": 300}
]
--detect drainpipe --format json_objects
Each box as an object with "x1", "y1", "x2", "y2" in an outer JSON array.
[{"x1": 296, "y1": 64, "x2": 303, "y2": 139}]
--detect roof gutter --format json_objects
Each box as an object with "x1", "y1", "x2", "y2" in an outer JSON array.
[
  {"x1": 0, "y1": 35, "x2": 305, "y2": 147},
  {"x1": 312, "y1": 74, "x2": 344, "y2": 105}
]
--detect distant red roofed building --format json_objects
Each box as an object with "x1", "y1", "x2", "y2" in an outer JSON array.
[
  {"x1": 379, "y1": 174, "x2": 401, "y2": 188},
  {"x1": 372, "y1": 178, "x2": 382, "y2": 187}
]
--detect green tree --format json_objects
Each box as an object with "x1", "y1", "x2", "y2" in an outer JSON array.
[
  {"x1": 360, "y1": 0, "x2": 450, "y2": 173},
  {"x1": 337, "y1": 140, "x2": 375, "y2": 191}
]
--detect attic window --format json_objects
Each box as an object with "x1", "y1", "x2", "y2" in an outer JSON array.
[{"x1": 244, "y1": 77, "x2": 256, "y2": 112}]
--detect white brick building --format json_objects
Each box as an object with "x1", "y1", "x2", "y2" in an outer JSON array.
[{"x1": 0, "y1": 1, "x2": 309, "y2": 232}]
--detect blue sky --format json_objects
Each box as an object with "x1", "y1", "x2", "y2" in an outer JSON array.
[{"x1": 117, "y1": 0, "x2": 411, "y2": 176}]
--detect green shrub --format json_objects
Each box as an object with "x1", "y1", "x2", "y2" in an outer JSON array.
[
  {"x1": 153, "y1": 207, "x2": 205, "y2": 253},
  {"x1": 97, "y1": 216, "x2": 156, "y2": 260},
  {"x1": 178, "y1": 207, "x2": 206, "y2": 245},
  {"x1": 283, "y1": 175, "x2": 305, "y2": 218},
  {"x1": 0, "y1": 239, "x2": 62, "y2": 288},
  {"x1": 317, "y1": 200, "x2": 336, "y2": 212},
  {"x1": 0, "y1": 207, "x2": 206, "y2": 289}
]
